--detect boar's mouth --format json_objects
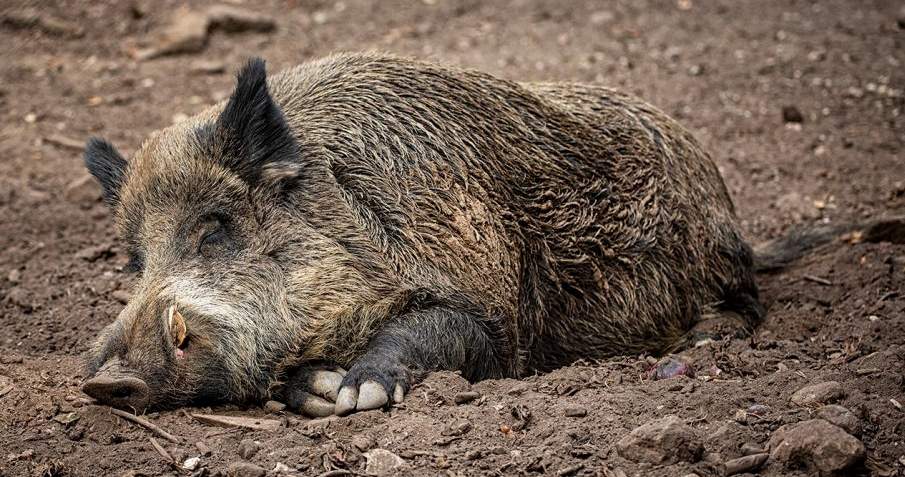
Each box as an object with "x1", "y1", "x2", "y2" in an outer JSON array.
[{"x1": 82, "y1": 359, "x2": 151, "y2": 412}]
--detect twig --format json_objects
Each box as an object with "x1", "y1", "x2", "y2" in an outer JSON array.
[
  {"x1": 803, "y1": 274, "x2": 833, "y2": 286},
  {"x1": 111, "y1": 408, "x2": 180, "y2": 442},
  {"x1": 149, "y1": 436, "x2": 174, "y2": 463},
  {"x1": 43, "y1": 134, "x2": 85, "y2": 151},
  {"x1": 316, "y1": 470, "x2": 352, "y2": 477}
]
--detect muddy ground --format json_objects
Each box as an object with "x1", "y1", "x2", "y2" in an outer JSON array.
[{"x1": 1, "y1": 0, "x2": 904, "y2": 476}]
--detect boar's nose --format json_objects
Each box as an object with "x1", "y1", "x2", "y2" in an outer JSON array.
[{"x1": 82, "y1": 375, "x2": 150, "y2": 411}]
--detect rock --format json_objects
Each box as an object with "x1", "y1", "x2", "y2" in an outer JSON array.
[
  {"x1": 454, "y1": 391, "x2": 481, "y2": 404},
  {"x1": 191, "y1": 60, "x2": 226, "y2": 75},
  {"x1": 75, "y1": 244, "x2": 114, "y2": 262},
  {"x1": 263, "y1": 400, "x2": 286, "y2": 413},
  {"x1": 272, "y1": 462, "x2": 291, "y2": 473},
  {"x1": 237, "y1": 439, "x2": 260, "y2": 459},
  {"x1": 112, "y1": 290, "x2": 131, "y2": 304},
  {"x1": 563, "y1": 406, "x2": 588, "y2": 418},
  {"x1": 782, "y1": 105, "x2": 804, "y2": 123},
  {"x1": 6, "y1": 268, "x2": 20, "y2": 284},
  {"x1": 195, "y1": 441, "x2": 212, "y2": 456},
  {"x1": 183, "y1": 456, "x2": 201, "y2": 470},
  {"x1": 616, "y1": 415, "x2": 703, "y2": 464},
  {"x1": 768, "y1": 419, "x2": 865, "y2": 474},
  {"x1": 724, "y1": 453, "x2": 768, "y2": 476},
  {"x1": 740, "y1": 443, "x2": 765, "y2": 455},
  {"x1": 352, "y1": 435, "x2": 375, "y2": 452},
  {"x1": 206, "y1": 6, "x2": 276, "y2": 33},
  {"x1": 648, "y1": 355, "x2": 695, "y2": 380},
  {"x1": 364, "y1": 448, "x2": 405, "y2": 475},
  {"x1": 64, "y1": 174, "x2": 102, "y2": 205},
  {"x1": 817, "y1": 405, "x2": 861, "y2": 436},
  {"x1": 136, "y1": 8, "x2": 210, "y2": 60},
  {"x1": 227, "y1": 462, "x2": 265, "y2": 477},
  {"x1": 790, "y1": 381, "x2": 844, "y2": 406}
]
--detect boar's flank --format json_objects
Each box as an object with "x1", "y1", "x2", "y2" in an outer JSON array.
[{"x1": 81, "y1": 53, "x2": 762, "y2": 415}]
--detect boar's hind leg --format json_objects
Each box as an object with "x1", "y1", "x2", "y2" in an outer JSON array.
[{"x1": 335, "y1": 304, "x2": 508, "y2": 416}]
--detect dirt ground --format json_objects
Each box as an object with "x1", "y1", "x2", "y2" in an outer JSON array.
[{"x1": 1, "y1": 0, "x2": 904, "y2": 476}]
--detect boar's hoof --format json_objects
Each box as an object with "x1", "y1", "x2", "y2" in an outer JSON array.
[
  {"x1": 82, "y1": 375, "x2": 150, "y2": 412},
  {"x1": 284, "y1": 366, "x2": 347, "y2": 417},
  {"x1": 334, "y1": 360, "x2": 410, "y2": 416}
]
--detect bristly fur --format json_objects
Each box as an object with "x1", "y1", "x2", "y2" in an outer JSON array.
[
  {"x1": 84, "y1": 52, "x2": 765, "y2": 409},
  {"x1": 84, "y1": 137, "x2": 128, "y2": 205},
  {"x1": 203, "y1": 58, "x2": 302, "y2": 188}
]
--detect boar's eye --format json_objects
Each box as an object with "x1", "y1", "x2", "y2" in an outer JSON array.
[{"x1": 197, "y1": 217, "x2": 232, "y2": 257}]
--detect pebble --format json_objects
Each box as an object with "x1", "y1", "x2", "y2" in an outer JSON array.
[
  {"x1": 454, "y1": 390, "x2": 481, "y2": 404},
  {"x1": 227, "y1": 462, "x2": 265, "y2": 477},
  {"x1": 364, "y1": 448, "x2": 405, "y2": 475},
  {"x1": 740, "y1": 443, "x2": 765, "y2": 455},
  {"x1": 263, "y1": 400, "x2": 286, "y2": 413},
  {"x1": 195, "y1": 441, "x2": 212, "y2": 456},
  {"x1": 615, "y1": 415, "x2": 703, "y2": 464},
  {"x1": 724, "y1": 453, "x2": 768, "y2": 476},
  {"x1": 782, "y1": 105, "x2": 804, "y2": 123},
  {"x1": 648, "y1": 356, "x2": 695, "y2": 380},
  {"x1": 351, "y1": 435, "x2": 375, "y2": 452},
  {"x1": 817, "y1": 404, "x2": 861, "y2": 436},
  {"x1": 790, "y1": 381, "x2": 844, "y2": 406},
  {"x1": 183, "y1": 456, "x2": 201, "y2": 470},
  {"x1": 563, "y1": 406, "x2": 588, "y2": 418},
  {"x1": 75, "y1": 244, "x2": 113, "y2": 262},
  {"x1": 6, "y1": 268, "x2": 20, "y2": 284},
  {"x1": 768, "y1": 419, "x2": 865, "y2": 474},
  {"x1": 135, "y1": 8, "x2": 210, "y2": 60},
  {"x1": 206, "y1": 5, "x2": 276, "y2": 33},
  {"x1": 271, "y1": 462, "x2": 291, "y2": 473},
  {"x1": 237, "y1": 439, "x2": 261, "y2": 459},
  {"x1": 112, "y1": 290, "x2": 131, "y2": 304}
]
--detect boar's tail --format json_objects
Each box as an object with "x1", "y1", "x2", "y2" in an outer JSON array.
[{"x1": 753, "y1": 216, "x2": 905, "y2": 272}]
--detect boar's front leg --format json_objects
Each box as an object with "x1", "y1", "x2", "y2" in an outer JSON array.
[
  {"x1": 282, "y1": 365, "x2": 348, "y2": 417},
  {"x1": 334, "y1": 303, "x2": 509, "y2": 415}
]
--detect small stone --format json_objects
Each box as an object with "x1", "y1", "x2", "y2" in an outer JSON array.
[
  {"x1": 563, "y1": 406, "x2": 587, "y2": 418},
  {"x1": 183, "y1": 456, "x2": 201, "y2": 470},
  {"x1": 7, "y1": 268, "x2": 21, "y2": 284},
  {"x1": 237, "y1": 439, "x2": 261, "y2": 459},
  {"x1": 191, "y1": 60, "x2": 226, "y2": 75},
  {"x1": 24, "y1": 113, "x2": 37, "y2": 123},
  {"x1": 739, "y1": 443, "x2": 765, "y2": 455},
  {"x1": 782, "y1": 105, "x2": 804, "y2": 123},
  {"x1": 351, "y1": 435, "x2": 375, "y2": 452},
  {"x1": 75, "y1": 244, "x2": 113, "y2": 262},
  {"x1": 364, "y1": 448, "x2": 405, "y2": 475},
  {"x1": 817, "y1": 405, "x2": 861, "y2": 436},
  {"x1": 648, "y1": 355, "x2": 695, "y2": 380},
  {"x1": 768, "y1": 419, "x2": 864, "y2": 474},
  {"x1": 441, "y1": 419, "x2": 472, "y2": 436},
  {"x1": 206, "y1": 5, "x2": 276, "y2": 33},
  {"x1": 52, "y1": 412, "x2": 79, "y2": 425},
  {"x1": 688, "y1": 64, "x2": 704, "y2": 76},
  {"x1": 271, "y1": 462, "x2": 290, "y2": 473},
  {"x1": 790, "y1": 381, "x2": 844, "y2": 406},
  {"x1": 135, "y1": 8, "x2": 210, "y2": 60},
  {"x1": 454, "y1": 391, "x2": 481, "y2": 404},
  {"x1": 112, "y1": 290, "x2": 131, "y2": 304},
  {"x1": 616, "y1": 415, "x2": 703, "y2": 464},
  {"x1": 733, "y1": 409, "x2": 747, "y2": 424},
  {"x1": 746, "y1": 404, "x2": 770, "y2": 417},
  {"x1": 227, "y1": 462, "x2": 266, "y2": 477},
  {"x1": 263, "y1": 400, "x2": 286, "y2": 413},
  {"x1": 195, "y1": 441, "x2": 212, "y2": 456}
]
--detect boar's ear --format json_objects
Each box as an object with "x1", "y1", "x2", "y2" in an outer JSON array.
[
  {"x1": 84, "y1": 138, "x2": 128, "y2": 205},
  {"x1": 212, "y1": 57, "x2": 301, "y2": 188}
]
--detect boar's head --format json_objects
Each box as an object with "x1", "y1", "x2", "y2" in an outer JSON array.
[{"x1": 80, "y1": 58, "x2": 347, "y2": 411}]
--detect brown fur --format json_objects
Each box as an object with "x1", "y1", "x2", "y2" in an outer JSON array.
[{"x1": 84, "y1": 53, "x2": 759, "y2": 408}]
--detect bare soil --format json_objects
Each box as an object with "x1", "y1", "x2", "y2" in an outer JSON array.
[{"x1": 1, "y1": 1, "x2": 903, "y2": 476}]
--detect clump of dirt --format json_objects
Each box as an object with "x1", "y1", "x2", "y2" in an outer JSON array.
[{"x1": 1, "y1": 1, "x2": 903, "y2": 476}]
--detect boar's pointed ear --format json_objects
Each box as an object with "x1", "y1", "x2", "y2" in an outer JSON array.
[
  {"x1": 213, "y1": 57, "x2": 301, "y2": 187},
  {"x1": 84, "y1": 138, "x2": 128, "y2": 205}
]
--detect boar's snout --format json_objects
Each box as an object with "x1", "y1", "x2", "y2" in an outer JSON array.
[{"x1": 82, "y1": 361, "x2": 150, "y2": 411}]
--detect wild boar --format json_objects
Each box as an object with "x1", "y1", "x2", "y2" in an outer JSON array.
[{"x1": 80, "y1": 53, "x2": 866, "y2": 416}]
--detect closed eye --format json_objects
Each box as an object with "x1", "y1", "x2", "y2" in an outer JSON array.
[{"x1": 199, "y1": 228, "x2": 227, "y2": 250}]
